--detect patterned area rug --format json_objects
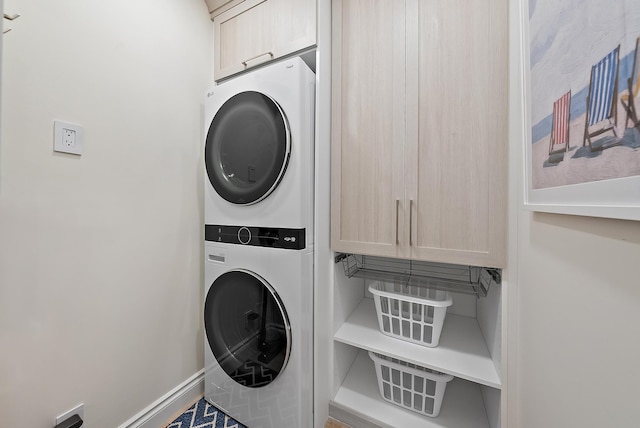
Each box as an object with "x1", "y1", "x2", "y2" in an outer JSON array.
[{"x1": 167, "y1": 398, "x2": 247, "y2": 428}]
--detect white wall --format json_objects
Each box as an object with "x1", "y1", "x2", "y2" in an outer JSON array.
[
  {"x1": 510, "y1": 1, "x2": 640, "y2": 427},
  {"x1": 0, "y1": 0, "x2": 212, "y2": 426},
  {"x1": 516, "y1": 214, "x2": 640, "y2": 427}
]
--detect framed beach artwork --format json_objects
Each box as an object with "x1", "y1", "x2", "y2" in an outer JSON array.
[{"x1": 523, "y1": 0, "x2": 640, "y2": 221}]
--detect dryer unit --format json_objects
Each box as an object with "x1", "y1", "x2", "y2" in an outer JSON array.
[
  {"x1": 203, "y1": 231, "x2": 313, "y2": 428},
  {"x1": 204, "y1": 57, "x2": 315, "y2": 247}
]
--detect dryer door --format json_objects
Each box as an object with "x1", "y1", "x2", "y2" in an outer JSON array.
[
  {"x1": 205, "y1": 91, "x2": 291, "y2": 205},
  {"x1": 204, "y1": 269, "x2": 291, "y2": 388}
]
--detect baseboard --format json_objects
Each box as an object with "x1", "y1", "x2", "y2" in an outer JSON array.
[{"x1": 118, "y1": 369, "x2": 204, "y2": 428}]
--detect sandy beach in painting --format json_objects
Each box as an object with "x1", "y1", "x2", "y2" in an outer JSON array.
[{"x1": 531, "y1": 94, "x2": 640, "y2": 189}]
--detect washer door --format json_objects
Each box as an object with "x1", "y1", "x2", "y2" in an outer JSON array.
[
  {"x1": 204, "y1": 270, "x2": 291, "y2": 388},
  {"x1": 205, "y1": 91, "x2": 291, "y2": 205}
]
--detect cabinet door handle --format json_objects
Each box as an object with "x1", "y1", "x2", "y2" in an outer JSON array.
[
  {"x1": 242, "y1": 51, "x2": 274, "y2": 68},
  {"x1": 4, "y1": 12, "x2": 20, "y2": 33},
  {"x1": 409, "y1": 199, "x2": 414, "y2": 246},
  {"x1": 395, "y1": 199, "x2": 400, "y2": 245}
]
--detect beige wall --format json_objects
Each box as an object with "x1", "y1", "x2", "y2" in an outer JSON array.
[
  {"x1": 510, "y1": 0, "x2": 640, "y2": 426},
  {"x1": 3, "y1": 1, "x2": 640, "y2": 427},
  {"x1": 0, "y1": 0, "x2": 212, "y2": 426},
  {"x1": 516, "y1": 213, "x2": 640, "y2": 427}
]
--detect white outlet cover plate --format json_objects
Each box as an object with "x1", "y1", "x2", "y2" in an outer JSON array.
[
  {"x1": 54, "y1": 120, "x2": 84, "y2": 155},
  {"x1": 55, "y1": 402, "x2": 84, "y2": 425}
]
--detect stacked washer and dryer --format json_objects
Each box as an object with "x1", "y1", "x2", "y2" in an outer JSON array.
[{"x1": 202, "y1": 56, "x2": 315, "y2": 428}]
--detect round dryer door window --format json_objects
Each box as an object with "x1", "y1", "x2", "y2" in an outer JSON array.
[
  {"x1": 205, "y1": 91, "x2": 291, "y2": 205},
  {"x1": 204, "y1": 270, "x2": 291, "y2": 388}
]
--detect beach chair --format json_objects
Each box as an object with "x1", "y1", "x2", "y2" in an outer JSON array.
[
  {"x1": 583, "y1": 45, "x2": 621, "y2": 150},
  {"x1": 620, "y1": 36, "x2": 640, "y2": 129},
  {"x1": 548, "y1": 90, "x2": 571, "y2": 156}
]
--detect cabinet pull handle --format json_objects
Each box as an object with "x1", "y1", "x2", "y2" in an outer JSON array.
[
  {"x1": 395, "y1": 199, "x2": 400, "y2": 245},
  {"x1": 409, "y1": 199, "x2": 414, "y2": 246},
  {"x1": 4, "y1": 12, "x2": 20, "y2": 33},
  {"x1": 242, "y1": 51, "x2": 274, "y2": 68}
]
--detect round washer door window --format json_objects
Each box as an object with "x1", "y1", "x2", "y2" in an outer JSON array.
[
  {"x1": 205, "y1": 91, "x2": 290, "y2": 205},
  {"x1": 204, "y1": 270, "x2": 291, "y2": 388}
]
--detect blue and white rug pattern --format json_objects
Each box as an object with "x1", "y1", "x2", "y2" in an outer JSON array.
[{"x1": 167, "y1": 398, "x2": 247, "y2": 428}]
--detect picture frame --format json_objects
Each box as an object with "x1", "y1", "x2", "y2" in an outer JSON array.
[{"x1": 521, "y1": 0, "x2": 640, "y2": 221}]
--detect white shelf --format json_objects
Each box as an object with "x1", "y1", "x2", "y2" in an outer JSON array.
[
  {"x1": 334, "y1": 297, "x2": 501, "y2": 388},
  {"x1": 332, "y1": 350, "x2": 490, "y2": 428}
]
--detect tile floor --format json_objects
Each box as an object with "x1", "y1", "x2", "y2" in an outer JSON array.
[{"x1": 166, "y1": 398, "x2": 246, "y2": 428}]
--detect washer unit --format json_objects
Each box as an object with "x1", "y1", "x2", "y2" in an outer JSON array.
[
  {"x1": 203, "y1": 228, "x2": 313, "y2": 428},
  {"x1": 204, "y1": 57, "x2": 315, "y2": 246}
]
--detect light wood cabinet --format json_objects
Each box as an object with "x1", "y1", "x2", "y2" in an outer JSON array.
[
  {"x1": 331, "y1": 0, "x2": 407, "y2": 260},
  {"x1": 331, "y1": 0, "x2": 507, "y2": 268},
  {"x1": 213, "y1": 0, "x2": 316, "y2": 80}
]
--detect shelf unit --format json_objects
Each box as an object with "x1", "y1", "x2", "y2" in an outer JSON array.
[
  {"x1": 330, "y1": 269, "x2": 502, "y2": 428},
  {"x1": 331, "y1": 350, "x2": 491, "y2": 428},
  {"x1": 334, "y1": 298, "x2": 501, "y2": 388},
  {"x1": 321, "y1": 0, "x2": 507, "y2": 425}
]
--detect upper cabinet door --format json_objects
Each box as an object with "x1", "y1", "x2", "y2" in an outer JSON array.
[
  {"x1": 330, "y1": 0, "x2": 408, "y2": 259},
  {"x1": 213, "y1": 0, "x2": 316, "y2": 81},
  {"x1": 215, "y1": 0, "x2": 272, "y2": 80},
  {"x1": 330, "y1": 0, "x2": 507, "y2": 268},
  {"x1": 405, "y1": 0, "x2": 508, "y2": 267},
  {"x1": 271, "y1": 0, "x2": 316, "y2": 60}
]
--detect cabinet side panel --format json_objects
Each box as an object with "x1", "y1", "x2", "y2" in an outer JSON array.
[
  {"x1": 481, "y1": 385, "x2": 502, "y2": 428},
  {"x1": 477, "y1": 282, "x2": 502, "y2": 373}
]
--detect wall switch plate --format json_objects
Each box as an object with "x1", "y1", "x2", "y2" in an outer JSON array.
[
  {"x1": 55, "y1": 403, "x2": 84, "y2": 426},
  {"x1": 54, "y1": 120, "x2": 84, "y2": 155}
]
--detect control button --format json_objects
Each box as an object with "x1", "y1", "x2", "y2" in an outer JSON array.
[{"x1": 238, "y1": 227, "x2": 252, "y2": 244}]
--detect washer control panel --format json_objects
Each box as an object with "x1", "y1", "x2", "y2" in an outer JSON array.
[{"x1": 205, "y1": 225, "x2": 306, "y2": 250}]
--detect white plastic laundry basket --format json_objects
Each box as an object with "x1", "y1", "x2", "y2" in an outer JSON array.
[
  {"x1": 369, "y1": 351, "x2": 454, "y2": 417},
  {"x1": 368, "y1": 282, "x2": 452, "y2": 347}
]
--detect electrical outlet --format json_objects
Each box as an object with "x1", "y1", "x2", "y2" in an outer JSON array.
[
  {"x1": 54, "y1": 120, "x2": 84, "y2": 155},
  {"x1": 55, "y1": 403, "x2": 84, "y2": 426},
  {"x1": 62, "y1": 128, "x2": 76, "y2": 148}
]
